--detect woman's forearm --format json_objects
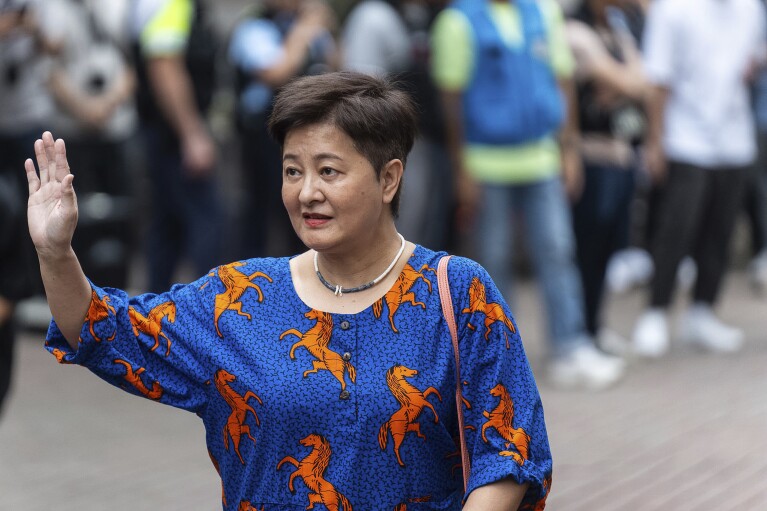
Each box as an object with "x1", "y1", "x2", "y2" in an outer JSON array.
[
  {"x1": 38, "y1": 247, "x2": 91, "y2": 349},
  {"x1": 463, "y1": 478, "x2": 529, "y2": 510}
]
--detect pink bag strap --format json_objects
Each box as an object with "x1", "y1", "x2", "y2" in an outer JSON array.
[{"x1": 437, "y1": 255, "x2": 470, "y2": 492}]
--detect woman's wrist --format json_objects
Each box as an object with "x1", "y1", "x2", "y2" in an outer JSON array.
[{"x1": 37, "y1": 245, "x2": 78, "y2": 267}]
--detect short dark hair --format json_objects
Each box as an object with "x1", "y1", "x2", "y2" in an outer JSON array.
[{"x1": 268, "y1": 72, "x2": 419, "y2": 217}]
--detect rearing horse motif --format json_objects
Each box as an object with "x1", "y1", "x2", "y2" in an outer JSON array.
[
  {"x1": 277, "y1": 433, "x2": 353, "y2": 511},
  {"x1": 280, "y1": 309, "x2": 356, "y2": 394},
  {"x1": 462, "y1": 277, "x2": 516, "y2": 348},
  {"x1": 113, "y1": 359, "x2": 164, "y2": 400},
  {"x1": 82, "y1": 290, "x2": 116, "y2": 342},
  {"x1": 394, "y1": 496, "x2": 432, "y2": 510},
  {"x1": 237, "y1": 503, "x2": 264, "y2": 511},
  {"x1": 128, "y1": 301, "x2": 176, "y2": 356},
  {"x1": 378, "y1": 364, "x2": 442, "y2": 467},
  {"x1": 214, "y1": 369, "x2": 263, "y2": 464},
  {"x1": 481, "y1": 383, "x2": 530, "y2": 465},
  {"x1": 204, "y1": 262, "x2": 273, "y2": 337},
  {"x1": 373, "y1": 263, "x2": 435, "y2": 333}
]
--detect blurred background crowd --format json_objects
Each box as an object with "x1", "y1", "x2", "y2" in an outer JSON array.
[{"x1": 1, "y1": 0, "x2": 767, "y2": 414}]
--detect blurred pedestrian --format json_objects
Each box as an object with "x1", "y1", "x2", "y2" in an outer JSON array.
[
  {"x1": 229, "y1": 0, "x2": 337, "y2": 258},
  {"x1": 566, "y1": 0, "x2": 647, "y2": 340},
  {"x1": 48, "y1": 0, "x2": 137, "y2": 288},
  {"x1": 632, "y1": 0, "x2": 767, "y2": 357},
  {"x1": 132, "y1": 0, "x2": 224, "y2": 293},
  {"x1": 0, "y1": 0, "x2": 63, "y2": 416},
  {"x1": 342, "y1": 0, "x2": 452, "y2": 249},
  {"x1": 0, "y1": 149, "x2": 32, "y2": 418},
  {"x1": 746, "y1": 58, "x2": 767, "y2": 291},
  {"x1": 432, "y1": 0, "x2": 625, "y2": 389}
]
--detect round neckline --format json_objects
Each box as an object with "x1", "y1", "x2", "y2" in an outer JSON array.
[{"x1": 286, "y1": 244, "x2": 425, "y2": 316}]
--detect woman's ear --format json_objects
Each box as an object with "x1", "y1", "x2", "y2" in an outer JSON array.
[{"x1": 381, "y1": 159, "x2": 404, "y2": 205}]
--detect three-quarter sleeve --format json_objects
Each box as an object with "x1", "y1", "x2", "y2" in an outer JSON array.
[
  {"x1": 449, "y1": 258, "x2": 552, "y2": 507},
  {"x1": 45, "y1": 273, "x2": 218, "y2": 415}
]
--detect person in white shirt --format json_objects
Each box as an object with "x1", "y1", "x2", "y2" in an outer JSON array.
[{"x1": 632, "y1": 0, "x2": 767, "y2": 357}]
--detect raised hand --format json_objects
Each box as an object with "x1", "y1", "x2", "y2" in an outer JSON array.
[{"x1": 24, "y1": 131, "x2": 78, "y2": 258}]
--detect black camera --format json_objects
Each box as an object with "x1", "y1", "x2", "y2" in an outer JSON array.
[
  {"x1": 3, "y1": 62, "x2": 19, "y2": 86},
  {"x1": 87, "y1": 73, "x2": 106, "y2": 94}
]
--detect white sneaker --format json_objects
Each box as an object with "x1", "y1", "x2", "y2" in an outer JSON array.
[
  {"x1": 606, "y1": 248, "x2": 654, "y2": 294},
  {"x1": 678, "y1": 304, "x2": 744, "y2": 353},
  {"x1": 597, "y1": 328, "x2": 631, "y2": 357},
  {"x1": 632, "y1": 308, "x2": 670, "y2": 358},
  {"x1": 676, "y1": 257, "x2": 697, "y2": 291},
  {"x1": 547, "y1": 344, "x2": 626, "y2": 391}
]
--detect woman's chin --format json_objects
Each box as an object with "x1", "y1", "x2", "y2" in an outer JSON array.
[{"x1": 296, "y1": 231, "x2": 336, "y2": 253}]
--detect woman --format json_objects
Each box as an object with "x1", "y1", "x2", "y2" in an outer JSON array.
[
  {"x1": 26, "y1": 72, "x2": 551, "y2": 510},
  {"x1": 566, "y1": 0, "x2": 647, "y2": 340}
]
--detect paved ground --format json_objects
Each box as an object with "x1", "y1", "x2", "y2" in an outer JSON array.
[{"x1": 0, "y1": 271, "x2": 765, "y2": 511}]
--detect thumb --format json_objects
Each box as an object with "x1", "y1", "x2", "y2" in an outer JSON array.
[{"x1": 61, "y1": 174, "x2": 77, "y2": 209}]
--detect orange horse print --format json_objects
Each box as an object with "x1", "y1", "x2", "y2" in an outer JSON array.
[
  {"x1": 373, "y1": 263, "x2": 435, "y2": 333},
  {"x1": 277, "y1": 433, "x2": 353, "y2": 511},
  {"x1": 461, "y1": 277, "x2": 516, "y2": 348},
  {"x1": 394, "y1": 496, "x2": 431, "y2": 510},
  {"x1": 378, "y1": 364, "x2": 442, "y2": 466},
  {"x1": 280, "y1": 310, "x2": 356, "y2": 394},
  {"x1": 48, "y1": 345, "x2": 72, "y2": 364},
  {"x1": 113, "y1": 359, "x2": 164, "y2": 400},
  {"x1": 481, "y1": 383, "x2": 530, "y2": 465},
  {"x1": 214, "y1": 369, "x2": 264, "y2": 464},
  {"x1": 128, "y1": 301, "x2": 176, "y2": 357},
  {"x1": 205, "y1": 262, "x2": 273, "y2": 337},
  {"x1": 237, "y1": 502, "x2": 264, "y2": 511},
  {"x1": 460, "y1": 380, "x2": 473, "y2": 417},
  {"x1": 82, "y1": 289, "x2": 116, "y2": 342}
]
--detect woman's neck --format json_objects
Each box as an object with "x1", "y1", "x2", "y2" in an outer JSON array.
[
  {"x1": 290, "y1": 231, "x2": 417, "y2": 315},
  {"x1": 315, "y1": 227, "x2": 404, "y2": 289}
]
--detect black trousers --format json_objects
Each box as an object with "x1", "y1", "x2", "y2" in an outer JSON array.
[
  {"x1": 573, "y1": 162, "x2": 635, "y2": 335},
  {"x1": 650, "y1": 162, "x2": 748, "y2": 307},
  {"x1": 744, "y1": 133, "x2": 767, "y2": 253},
  {"x1": 0, "y1": 320, "x2": 13, "y2": 415},
  {"x1": 0, "y1": 131, "x2": 39, "y2": 415}
]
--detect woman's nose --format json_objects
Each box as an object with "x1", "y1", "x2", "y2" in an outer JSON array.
[{"x1": 298, "y1": 174, "x2": 323, "y2": 204}]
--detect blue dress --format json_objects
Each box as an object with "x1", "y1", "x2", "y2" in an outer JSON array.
[{"x1": 45, "y1": 245, "x2": 552, "y2": 510}]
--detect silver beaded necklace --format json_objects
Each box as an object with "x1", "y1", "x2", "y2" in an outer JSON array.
[{"x1": 314, "y1": 233, "x2": 406, "y2": 297}]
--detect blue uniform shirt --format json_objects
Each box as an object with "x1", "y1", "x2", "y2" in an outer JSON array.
[{"x1": 46, "y1": 245, "x2": 552, "y2": 510}]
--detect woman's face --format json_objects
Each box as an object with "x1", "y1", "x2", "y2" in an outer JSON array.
[{"x1": 281, "y1": 122, "x2": 401, "y2": 254}]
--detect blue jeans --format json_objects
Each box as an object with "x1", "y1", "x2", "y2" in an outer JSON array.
[{"x1": 475, "y1": 177, "x2": 589, "y2": 356}]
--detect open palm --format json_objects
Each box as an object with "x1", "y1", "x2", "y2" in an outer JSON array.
[{"x1": 24, "y1": 131, "x2": 78, "y2": 256}]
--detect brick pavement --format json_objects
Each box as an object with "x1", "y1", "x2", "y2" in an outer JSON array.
[{"x1": 0, "y1": 272, "x2": 764, "y2": 511}]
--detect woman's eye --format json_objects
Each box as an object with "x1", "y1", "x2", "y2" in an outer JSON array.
[
  {"x1": 285, "y1": 167, "x2": 299, "y2": 177},
  {"x1": 320, "y1": 167, "x2": 337, "y2": 176}
]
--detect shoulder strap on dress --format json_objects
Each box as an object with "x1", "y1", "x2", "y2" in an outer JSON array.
[{"x1": 437, "y1": 255, "x2": 470, "y2": 493}]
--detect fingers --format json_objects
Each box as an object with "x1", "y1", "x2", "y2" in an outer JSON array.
[
  {"x1": 54, "y1": 138, "x2": 70, "y2": 182},
  {"x1": 34, "y1": 138, "x2": 49, "y2": 184},
  {"x1": 24, "y1": 158, "x2": 40, "y2": 195},
  {"x1": 32, "y1": 131, "x2": 69, "y2": 186},
  {"x1": 42, "y1": 131, "x2": 55, "y2": 164},
  {"x1": 42, "y1": 131, "x2": 57, "y2": 181}
]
